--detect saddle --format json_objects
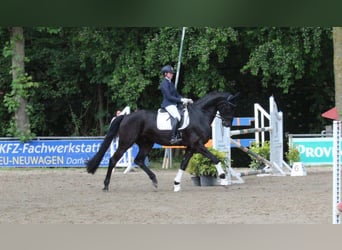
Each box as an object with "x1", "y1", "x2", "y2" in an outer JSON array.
[{"x1": 156, "y1": 106, "x2": 190, "y2": 130}]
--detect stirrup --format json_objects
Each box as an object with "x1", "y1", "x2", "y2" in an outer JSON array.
[{"x1": 170, "y1": 137, "x2": 182, "y2": 144}]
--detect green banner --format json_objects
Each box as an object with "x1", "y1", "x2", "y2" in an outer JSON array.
[{"x1": 291, "y1": 137, "x2": 335, "y2": 165}]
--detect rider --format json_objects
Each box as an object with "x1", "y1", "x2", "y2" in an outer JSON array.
[{"x1": 160, "y1": 65, "x2": 193, "y2": 144}]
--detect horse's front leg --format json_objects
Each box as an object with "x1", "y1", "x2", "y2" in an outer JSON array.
[
  {"x1": 196, "y1": 145, "x2": 228, "y2": 186},
  {"x1": 174, "y1": 148, "x2": 194, "y2": 192}
]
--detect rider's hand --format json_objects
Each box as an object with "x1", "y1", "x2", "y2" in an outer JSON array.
[{"x1": 181, "y1": 98, "x2": 193, "y2": 105}]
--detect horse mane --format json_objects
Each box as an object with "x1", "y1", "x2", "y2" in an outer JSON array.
[{"x1": 195, "y1": 91, "x2": 230, "y2": 108}]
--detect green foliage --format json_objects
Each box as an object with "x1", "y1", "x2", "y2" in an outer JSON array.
[
  {"x1": 2, "y1": 41, "x2": 13, "y2": 57},
  {"x1": 2, "y1": 27, "x2": 39, "y2": 140},
  {"x1": 68, "y1": 100, "x2": 91, "y2": 136},
  {"x1": 241, "y1": 27, "x2": 331, "y2": 93},
  {"x1": 285, "y1": 145, "x2": 301, "y2": 165},
  {"x1": 144, "y1": 27, "x2": 239, "y2": 97},
  {"x1": 181, "y1": 27, "x2": 239, "y2": 96},
  {"x1": 187, "y1": 147, "x2": 228, "y2": 177},
  {"x1": 35, "y1": 27, "x2": 61, "y2": 34},
  {"x1": 248, "y1": 141, "x2": 270, "y2": 169},
  {"x1": 0, "y1": 27, "x2": 335, "y2": 137},
  {"x1": 4, "y1": 74, "x2": 39, "y2": 108},
  {"x1": 3, "y1": 71, "x2": 39, "y2": 138},
  {"x1": 186, "y1": 156, "x2": 201, "y2": 177}
]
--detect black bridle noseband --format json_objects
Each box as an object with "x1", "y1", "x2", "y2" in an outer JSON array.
[{"x1": 216, "y1": 95, "x2": 237, "y2": 125}]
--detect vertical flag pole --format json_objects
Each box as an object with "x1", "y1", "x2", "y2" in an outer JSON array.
[
  {"x1": 175, "y1": 27, "x2": 186, "y2": 89},
  {"x1": 163, "y1": 27, "x2": 186, "y2": 169}
]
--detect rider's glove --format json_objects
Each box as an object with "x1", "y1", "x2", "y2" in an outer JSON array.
[{"x1": 181, "y1": 98, "x2": 193, "y2": 105}]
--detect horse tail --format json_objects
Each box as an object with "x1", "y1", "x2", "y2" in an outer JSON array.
[{"x1": 86, "y1": 115, "x2": 125, "y2": 174}]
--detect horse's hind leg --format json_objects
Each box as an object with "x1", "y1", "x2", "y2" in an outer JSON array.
[
  {"x1": 134, "y1": 142, "x2": 158, "y2": 188},
  {"x1": 139, "y1": 163, "x2": 158, "y2": 188},
  {"x1": 103, "y1": 148, "x2": 126, "y2": 191}
]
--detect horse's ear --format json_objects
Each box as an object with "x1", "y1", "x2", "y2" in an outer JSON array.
[
  {"x1": 228, "y1": 92, "x2": 240, "y2": 102},
  {"x1": 233, "y1": 92, "x2": 240, "y2": 99}
]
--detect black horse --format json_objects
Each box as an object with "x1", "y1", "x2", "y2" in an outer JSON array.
[{"x1": 86, "y1": 91, "x2": 239, "y2": 192}]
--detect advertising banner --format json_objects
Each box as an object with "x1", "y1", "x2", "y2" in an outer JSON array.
[
  {"x1": 291, "y1": 137, "x2": 337, "y2": 165},
  {"x1": 0, "y1": 139, "x2": 113, "y2": 168}
]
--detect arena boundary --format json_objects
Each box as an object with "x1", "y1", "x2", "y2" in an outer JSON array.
[{"x1": 333, "y1": 120, "x2": 341, "y2": 224}]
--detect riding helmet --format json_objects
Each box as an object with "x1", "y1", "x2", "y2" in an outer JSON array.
[{"x1": 161, "y1": 65, "x2": 175, "y2": 74}]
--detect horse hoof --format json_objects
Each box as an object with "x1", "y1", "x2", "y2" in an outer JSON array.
[
  {"x1": 151, "y1": 177, "x2": 158, "y2": 188},
  {"x1": 174, "y1": 184, "x2": 181, "y2": 192}
]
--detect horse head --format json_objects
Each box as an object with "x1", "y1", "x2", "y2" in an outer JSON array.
[{"x1": 217, "y1": 92, "x2": 240, "y2": 127}]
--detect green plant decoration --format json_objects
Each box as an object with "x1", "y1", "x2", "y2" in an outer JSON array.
[
  {"x1": 248, "y1": 141, "x2": 270, "y2": 169},
  {"x1": 285, "y1": 145, "x2": 301, "y2": 165},
  {"x1": 187, "y1": 147, "x2": 228, "y2": 177}
]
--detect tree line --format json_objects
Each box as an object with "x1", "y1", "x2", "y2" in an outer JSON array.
[{"x1": 0, "y1": 27, "x2": 336, "y2": 141}]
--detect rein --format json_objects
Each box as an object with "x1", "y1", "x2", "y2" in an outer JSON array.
[{"x1": 199, "y1": 97, "x2": 235, "y2": 121}]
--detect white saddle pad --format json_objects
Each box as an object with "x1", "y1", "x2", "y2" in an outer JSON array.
[{"x1": 157, "y1": 109, "x2": 190, "y2": 130}]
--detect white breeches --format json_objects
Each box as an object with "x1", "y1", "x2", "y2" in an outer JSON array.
[{"x1": 165, "y1": 105, "x2": 181, "y2": 121}]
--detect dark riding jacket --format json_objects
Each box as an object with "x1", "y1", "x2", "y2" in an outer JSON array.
[{"x1": 160, "y1": 77, "x2": 183, "y2": 108}]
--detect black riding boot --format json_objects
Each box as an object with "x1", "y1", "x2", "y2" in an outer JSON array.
[{"x1": 170, "y1": 117, "x2": 182, "y2": 144}]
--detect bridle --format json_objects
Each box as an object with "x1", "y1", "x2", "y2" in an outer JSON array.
[
  {"x1": 196, "y1": 92, "x2": 239, "y2": 123},
  {"x1": 216, "y1": 95, "x2": 237, "y2": 124}
]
